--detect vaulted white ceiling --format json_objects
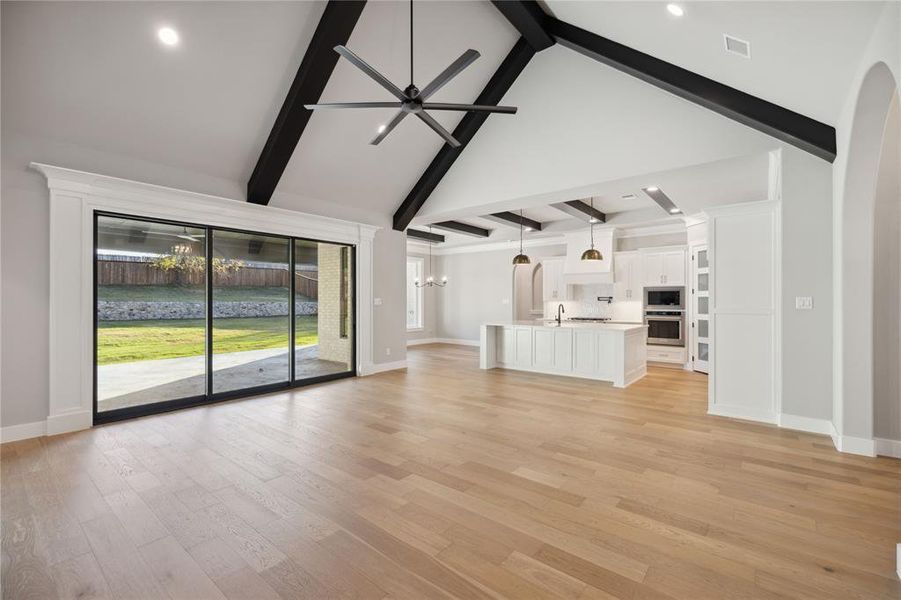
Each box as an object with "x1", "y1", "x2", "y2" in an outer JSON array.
[{"x1": 1, "y1": 1, "x2": 885, "y2": 231}]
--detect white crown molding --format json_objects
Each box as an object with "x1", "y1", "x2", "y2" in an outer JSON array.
[{"x1": 616, "y1": 222, "x2": 688, "y2": 239}]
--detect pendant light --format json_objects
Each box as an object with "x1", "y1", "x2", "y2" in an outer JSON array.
[
  {"x1": 414, "y1": 226, "x2": 447, "y2": 288},
  {"x1": 581, "y1": 198, "x2": 603, "y2": 261},
  {"x1": 512, "y1": 209, "x2": 531, "y2": 265}
]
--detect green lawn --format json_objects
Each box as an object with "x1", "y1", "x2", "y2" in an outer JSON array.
[
  {"x1": 98, "y1": 285, "x2": 313, "y2": 303},
  {"x1": 98, "y1": 315, "x2": 318, "y2": 365}
]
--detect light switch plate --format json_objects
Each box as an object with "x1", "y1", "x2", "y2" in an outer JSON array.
[
  {"x1": 502, "y1": 298, "x2": 509, "y2": 305},
  {"x1": 795, "y1": 296, "x2": 813, "y2": 310},
  {"x1": 373, "y1": 297, "x2": 382, "y2": 306}
]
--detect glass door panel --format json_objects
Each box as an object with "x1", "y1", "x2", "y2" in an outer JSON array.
[
  {"x1": 295, "y1": 240, "x2": 354, "y2": 380},
  {"x1": 96, "y1": 215, "x2": 207, "y2": 413},
  {"x1": 211, "y1": 230, "x2": 290, "y2": 393},
  {"x1": 692, "y1": 245, "x2": 710, "y2": 374}
]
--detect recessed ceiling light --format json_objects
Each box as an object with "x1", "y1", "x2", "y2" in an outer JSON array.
[
  {"x1": 666, "y1": 4, "x2": 684, "y2": 17},
  {"x1": 621, "y1": 194, "x2": 636, "y2": 200},
  {"x1": 669, "y1": 208, "x2": 681, "y2": 214},
  {"x1": 524, "y1": 227, "x2": 533, "y2": 232},
  {"x1": 377, "y1": 124, "x2": 387, "y2": 133},
  {"x1": 589, "y1": 218, "x2": 599, "y2": 224},
  {"x1": 646, "y1": 186, "x2": 659, "y2": 192},
  {"x1": 157, "y1": 26, "x2": 179, "y2": 47}
]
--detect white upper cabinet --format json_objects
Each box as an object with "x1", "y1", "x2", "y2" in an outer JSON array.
[
  {"x1": 541, "y1": 257, "x2": 571, "y2": 302},
  {"x1": 613, "y1": 251, "x2": 639, "y2": 301},
  {"x1": 641, "y1": 247, "x2": 686, "y2": 287}
]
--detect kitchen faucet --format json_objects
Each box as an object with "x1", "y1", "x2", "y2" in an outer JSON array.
[{"x1": 556, "y1": 303, "x2": 565, "y2": 325}]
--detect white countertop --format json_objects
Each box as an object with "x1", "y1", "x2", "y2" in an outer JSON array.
[{"x1": 483, "y1": 320, "x2": 647, "y2": 331}]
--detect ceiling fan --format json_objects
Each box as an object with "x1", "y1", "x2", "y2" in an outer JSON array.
[{"x1": 303, "y1": 0, "x2": 517, "y2": 147}]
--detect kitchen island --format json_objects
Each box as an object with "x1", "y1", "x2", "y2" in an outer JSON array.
[{"x1": 480, "y1": 321, "x2": 648, "y2": 388}]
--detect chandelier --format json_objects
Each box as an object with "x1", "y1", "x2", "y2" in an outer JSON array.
[{"x1": 415, "y1": 226, "x2": 447, "y2": 288}]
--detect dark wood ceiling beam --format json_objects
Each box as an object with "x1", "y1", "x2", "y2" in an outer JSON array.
[
  {"x1": 546, "y1": 17, "x2": 836, "y2": 162},
  {"x1": 247, "y1": 1, "x2": 367, "y2": 205},
  {"x1": 551, "y1": 200, "x2": 606, "y2": 223},
  {"x1": 430, "y1": 221, "x2": 491, "y2": 238},
  {"x1": 490, "y1": 1, "x2": 554, "y2": 51},
  {"x1": 393, "y1": 37, "x2": 536, "y2": 231},
  {"x1": 482, "y1": 211, "x2": 543, "y2": 231},
  {"x1": 406, "y1": 229, "x2": 445, "y2": 243}
]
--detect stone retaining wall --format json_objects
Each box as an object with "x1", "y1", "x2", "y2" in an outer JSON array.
[{"x1": 98, "y1": 301, "x2": 318, "y2": 321}]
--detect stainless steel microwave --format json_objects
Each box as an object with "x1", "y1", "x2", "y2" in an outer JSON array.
[{"x1": 644, "y1": 286, "x2": 684, "y2": 310}]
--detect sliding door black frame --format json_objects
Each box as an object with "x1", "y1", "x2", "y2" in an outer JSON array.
[{"x1": 93, "y1": 210, "x2": 357, "y2": 425}]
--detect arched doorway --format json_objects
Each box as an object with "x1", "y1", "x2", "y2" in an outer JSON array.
[{"x1": 837, "y1": 62, "x2": 899, "y2": 454}]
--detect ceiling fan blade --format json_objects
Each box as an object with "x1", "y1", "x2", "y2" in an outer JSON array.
[
  {"x1": 370, "y1": 110, "x2": 408, "y2": 145},
  {"x1": 334, "y1": 45, "x2": 407, "y2": 101},
  {"x1": 304, "y1": 102, "x2": 402, "y2": 110},
  {"x1": 419, "y1": 49, "x2": 480, "y2": 100},
  {"x1": 416, "y1": 111, "x2": 461, "y2": 148},
  {"x1": 423, "y1": 103, "x2": 517, "y2": 114}
]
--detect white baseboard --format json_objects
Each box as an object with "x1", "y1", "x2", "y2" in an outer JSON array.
[
  {"x1": 46, "y1": 410, "x2": 92, "y2": 436},
  {"x1": 707, "y1": 404, "x2": 778, "y2": 425},
  {"x1": 835, "y1": 434, "x2": 876, "y2": 457},
  {"x1": 875, "y1": 437, "x2": 901, "y2": 459},
  {"x1": 360, "y1": 360, "x2": 408, "y2": 375},
  {"x1": 777, "y1": 413, "x2": 835, "y2": 436},
  {"x1": 407, "y1": 338, "x2": 479, "y2": 347},
  {"x1": 1, "y1": 420, "x2": 47, "y2": 443},
  {"x1": 1, "y1": 409, "x2": 93, "y2": 443}
]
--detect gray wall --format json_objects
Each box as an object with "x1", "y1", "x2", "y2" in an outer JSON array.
[
  {"x1": 0, "y1": 132, "x2": 405, "y2": 428},
  {"x1": 436, "y1": 245, "x2": 566, "y2": 342},
  {"x1": 780, "y1": 147, "x2": 834, "y2": 420}
]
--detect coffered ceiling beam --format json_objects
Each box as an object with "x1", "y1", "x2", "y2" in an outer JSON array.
[
  {"x1": 406, "y1": 229, "x2": 445, "y2": 243},
  {"x1": 546, "y1": 17, "x2": 836, "y2": 162},
  {"x1": 551, "y1": 200, "x2": 607, "y2": 223},
  {"x1": 247, "y1": 1, "x2": 367, "y2": 205},
  {"x1": 482, "y1": 211, "x2": 543, "y2": 231},
  {"x1": 393, "y1": 37, "x2": 536, "y2": 231},
  {"x1": 430, "y1": 221, "x2": 491, "y2": 238},
  {"x1": 490, "y1": 1, "x2": 554, "y2": 51}
]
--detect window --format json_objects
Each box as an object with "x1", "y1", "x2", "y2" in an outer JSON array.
[{"x1": 407, "y1": 256, "x2": 424, "y2": 330}]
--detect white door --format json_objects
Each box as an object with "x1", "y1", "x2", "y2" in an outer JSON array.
[{"x1": 691, "y1": 246, "x2": 710, "y2": 373}]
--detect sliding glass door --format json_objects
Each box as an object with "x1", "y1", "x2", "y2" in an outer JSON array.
[
  {"x1": 94, "y1": 213, "x2": 355, "y2": 422},
  {"x1": 95, "y1": 215, "x2": 208, "y2": 413},
  {"x1": 295, "y1": 240, "x2": 354, "y2": 379},
  {"x1": 211, "y1": 230, "x2": 291, "y2": 394}
]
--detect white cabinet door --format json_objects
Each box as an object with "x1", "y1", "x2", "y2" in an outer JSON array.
[
  {"x1": 514, "y1": 328, "x2": 533, "y2": 366},
  {"x1": 554, "y1": 328, "x2": 573, "y2": 371},
  {"x1": 533, "y1": 328, "x2": 556, "y2": 368},
  {"x1": 542, "y1": 258, "x2": 569, "y2": 302},
  {"x1": 572, "y1": 330, "x2": 599, "y2": 375},
  {"x1": 642, "y1": 252, "x2": 665, "y2": 286},
  {"x1": 614, "y1": 252, "x2": 638, "y2": 301},
  {"x1": 663, "y1": 250, "x2": 686, "y2": 286},
  {"x1": 498, "y1": 328, "x2": 514, "y2": 364}
]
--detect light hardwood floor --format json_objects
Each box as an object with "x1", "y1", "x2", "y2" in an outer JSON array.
[{"x1": 2, "y1": 343, "x2": 900, "y2": 599}]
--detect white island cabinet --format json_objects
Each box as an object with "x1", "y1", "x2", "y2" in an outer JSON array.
[{"x1": 480, "y1": 321, "x2": 648, "y2": 388}]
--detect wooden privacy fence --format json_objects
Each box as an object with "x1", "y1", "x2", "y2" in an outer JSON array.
[{"x1": 97, "y1": 260, "x2": 319, "y2": 298}]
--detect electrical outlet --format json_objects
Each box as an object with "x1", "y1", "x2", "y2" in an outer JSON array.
[
  {"x1": 386, "y1": 347, "x2": 391, "y2": 356},
  {"x1": 502, "y1": 298, "x2": 509, "y2": 305},
  {"x1": 795, "y1": 296, "x2": 813, "y2": 310},
  {"x1": 373, "y1": 297, "x2": 382, "y2": 306}
]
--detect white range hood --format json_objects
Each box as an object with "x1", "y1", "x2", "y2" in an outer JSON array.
[{"x1": 562, "y1": 228, "x2": 616, "y2": 284}]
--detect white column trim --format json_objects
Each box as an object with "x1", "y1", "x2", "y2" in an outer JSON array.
[{"x1": 31, "y1": 162, "x2": 379, "y2": 438}]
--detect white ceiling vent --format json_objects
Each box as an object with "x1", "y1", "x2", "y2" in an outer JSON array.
[{"x1": 723, "y1": 34, "x2": 751, "y2": 59}]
